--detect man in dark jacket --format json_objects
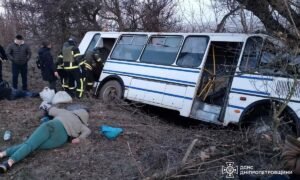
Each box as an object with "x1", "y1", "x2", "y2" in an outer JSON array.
[
  {"x1": 6, "y1": 35, "x2": 31, "y2": 90},
  {"x1": 0, "y1": 44, "x2": 7, "y2": 82},
  {"x1": 37, "y1": 41, "x2": 58, "y2": 91}
]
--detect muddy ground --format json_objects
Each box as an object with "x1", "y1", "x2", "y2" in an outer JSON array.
[{"x1": 0, "y1": 62, "x2": 285, "y2": 179}]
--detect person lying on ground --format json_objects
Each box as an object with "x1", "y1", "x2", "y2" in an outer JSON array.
[
  {"x1": 0, "y1": 102, "x2": 91, "y2": 173},
  {"x1": 0, "y1": 80, "x2": 38, "y2": 100}
]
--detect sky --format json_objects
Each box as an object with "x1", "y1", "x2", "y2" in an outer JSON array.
[
  {"x1": 0, "y1": 0, "x2": 215, "y2": 22},
  {"x1": 178, "y1": 0, "x2": 215, "y2": 22}
]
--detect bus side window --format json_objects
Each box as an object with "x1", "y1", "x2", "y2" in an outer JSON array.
[
  {"x1": 85, "y1": 34, "x2": 101, "y2": 54},
  {"x1": 111, "y1": 35, "x2": 147, "y2": 61},
  {"x1": 177, "y1": 36, "x2": 208, "y2": 68},
  {"x1": 240, "y1": 37, "x2": 263, "y2": 72},
  {"x1": 259, "y1": 39, "x2": 287, "y2": 75},
  {"x1": 141, "y1": 36, "x2": 183, "y2": 65}
]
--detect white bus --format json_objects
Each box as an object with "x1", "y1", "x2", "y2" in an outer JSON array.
[{"x1": 95, "y1": 32, "x2": 300, "y2": 133}]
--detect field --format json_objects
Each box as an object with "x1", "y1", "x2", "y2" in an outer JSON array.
[{"x1": 0, "y1": 62, "x2": 283, "y2": 179}]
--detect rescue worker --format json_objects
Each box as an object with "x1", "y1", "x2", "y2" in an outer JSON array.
[
  {"x1": 91, "y1": 46, "x2": 110, "y2": 80},
  {"x1": 55, "y1": 55, "x2": 67, "y2": 89},
  {"x1": 81, "y1": 46, "x2": 110, "y2": 92},
  {"x1": 57, "y1": 37, "x2": 84, "y2": 98},
  {"x1": 80, "y1": 55, "x2": 94, "y2": 92}
]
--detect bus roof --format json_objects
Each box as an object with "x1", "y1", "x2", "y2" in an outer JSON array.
[
  {"x1": 83, "y1": 31, "x2": 269, "y2": 42},
  {"x1": 115, "y1": 32, "x2": 269, "y2": 42},
  {"x1": 84, "y1": 31, "x2": 121, "y2": 38}
]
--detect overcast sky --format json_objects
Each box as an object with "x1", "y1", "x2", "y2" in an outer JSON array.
[
  {"x1": 0, "y1": 0, "x2": 215, "y2": 21},
  {"x1": 178, "y1": 0, "x2": 215, "y2": 22}
]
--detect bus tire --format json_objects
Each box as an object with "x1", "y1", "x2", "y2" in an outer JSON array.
[{"x1": 99, "y1": 80, "x2": 123, "y2": 103}]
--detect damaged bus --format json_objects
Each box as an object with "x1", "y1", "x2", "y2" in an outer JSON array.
[{"x1": 95, "y1": 32, "x2": 300, "y2": 134}]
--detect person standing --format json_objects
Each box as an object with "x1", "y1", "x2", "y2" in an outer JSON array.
[
  {"x1": 0, "y1": 44, "x2": 8, "y2": 82},
  {"x1": 6, "y1": 35, "x2": 31, "y2": 90},
  {"x1": 57, "y1": 37, "x2": 84, "y2": 98},
  {"x1": 37, "y1": 41, "x2": 59, "y2": 91}
]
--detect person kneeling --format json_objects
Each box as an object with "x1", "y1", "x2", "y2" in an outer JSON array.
[{"x1": 0, "y1": 102, "x2": 91, "y2": 173}]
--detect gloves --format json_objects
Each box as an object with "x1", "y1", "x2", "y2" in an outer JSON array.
[
  {"x1": 281, "y1": 135, "x2": 300, "y2": 174},
  {"x1": 39, "y1": 101, "x2": 52, "y2": 111}
]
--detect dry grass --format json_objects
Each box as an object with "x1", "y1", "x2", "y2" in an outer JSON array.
[{"x1": 0, "y1": 62, "x2": 285, "y2": 179}]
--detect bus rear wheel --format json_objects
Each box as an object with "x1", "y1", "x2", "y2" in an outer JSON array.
[{"x1": 99, "y1": 80, "x2": 123, "y2": 103}]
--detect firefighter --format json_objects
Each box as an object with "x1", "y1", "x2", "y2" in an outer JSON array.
[
  {"x1": 57, "y1": 37, "x2": 84, "y2": 98},
  {"x1": 91, "y1": 46, "x2": 110, "y2": 81},
  {"x1": 80, "y1": 53, "x2": 94, "y2": 92},
  {"x1": 55, "y1": 56, "x2": 69, "y2": 90},
  {"x1": 80, "y1": 46, "x2": 110, "y2": 92}
]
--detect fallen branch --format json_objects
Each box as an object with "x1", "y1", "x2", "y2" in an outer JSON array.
[
  {"x1": 182, "y1": 139, "x2": 198, "y2": 165},
  {"x1": 127, "y1": 141, "x2": 145, "y2": 178},
  {"x1": 144, "y1": 146, "x2": 256, "y2": 180}
]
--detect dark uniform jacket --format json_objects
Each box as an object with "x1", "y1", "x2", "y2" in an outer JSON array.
[
  {"x1": 0, "y1": 45, "x2": 8, "y2": 82},
  {"x1": 0, "y1": 45, "x2": 7, "y2": 60},
  {"x1": 6, "y1": 43, "x2": 31, "y2": 65},
  {"x1": 38, "y1": 47, "x2": 56, "y2": 82},
  {"x1": 57, "y1": 42, "x2": 82, "y2": 69},
  {"x1": 86, "y1": 47, "x2": 110, "y2": 80}
]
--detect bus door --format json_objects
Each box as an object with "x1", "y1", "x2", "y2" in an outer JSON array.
[
  {"x1": 162, "y1": 36, "x2": 209, "y2": 110},
  {"x1": 190, "y1": 41, "x2": 243, "y2": 124}
]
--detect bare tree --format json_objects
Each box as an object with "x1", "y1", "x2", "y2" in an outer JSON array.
[
  {"x1": 234, "y1": 0, "x2": 300, "y2": 40},
  {"x1": 102, "y1": 0, "x2": 180, "y2": 32},
  {"x1": 141, "y1": 0, "x2": 180, "y2": 32}
]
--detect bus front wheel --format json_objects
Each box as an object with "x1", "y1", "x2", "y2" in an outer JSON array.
[{"x1": 99, "y1": 80, "x2": 123, "y2": 103}]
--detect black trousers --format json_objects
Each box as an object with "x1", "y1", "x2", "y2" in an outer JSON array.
[
  {"x1": 12, "y1": 63, "x2": 28, "y2": 90},
  {"x1": 81, "y1": 65, "x2": 94, "y2": 92},
  {"x1": 64, "y1": 68, "x2": 83, "y2": 98},
  {"x1": 57, "y1": 69, "x2": 69, "y2": 89}
]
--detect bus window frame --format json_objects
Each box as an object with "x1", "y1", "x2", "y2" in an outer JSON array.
[
  {"x1": 110, "y1": 34, "x2": 148, "y2": 62},
  {"x1": 176, "y1": 35, "x2": 210, "y2": 69},
  {"x1": 238, "y1": 36, "x2": 264, "y2": 73},
  {"x1": 84, "y1": 33, "x2": 101, "y2": 55},
  {"x1": 139, "y1": 34, "x2": 184, "y2": 66}
]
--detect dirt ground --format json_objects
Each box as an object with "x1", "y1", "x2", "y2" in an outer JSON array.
[{"x1": 0, "y1": 62, "x2": 286, "y2": 180}]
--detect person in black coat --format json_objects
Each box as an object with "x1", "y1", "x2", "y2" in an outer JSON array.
[
  {"x1": 0, "y1": 44, "x2": 8, "y2": 82},
  {"x1": 37, "y1": 41, "x2": 58, "y2": 91}
]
